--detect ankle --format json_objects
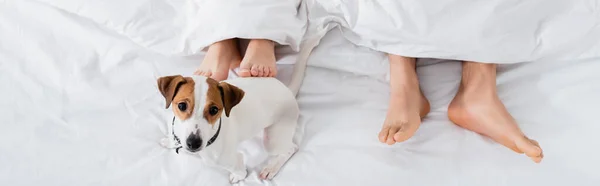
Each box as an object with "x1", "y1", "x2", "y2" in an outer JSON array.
[
  {"x1": 456, "y1": 85, "x2": 498, "y2": 104},
  {"x1": 388, "y1": 55, "x2": 416, "y2": 64},
  {"x1": 248, "y1": 39, "x2": 275, "y2": 48},
  {"x1": 212, "y1": 39, "x2": 237, "y2": 48},
  {"x1": 390, "y1": 75, "x2": 420, "y2": 94},
  {"x1": 390, "y1": 86, "x2": 424, "y2": 105},
  {"x1": 460, "y1": 67, "x2": 497, "y2": 95},
  {"x1": 459, "y1": 74, "x2": 497, "y2": 95},
  {"x1": 462, "y1": 62, "x2": 496, "y2": 78},
  {"x1": 208, "y1": 41, "x2": 241, "y2": 59}
]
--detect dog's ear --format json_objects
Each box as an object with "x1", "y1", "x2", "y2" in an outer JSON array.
[
  {"x1": 218, "y1": 82, "x2": 245, "y2": 117},
  {"x1": 157, "y1": 75, "x2": 187, "y2": 109}
]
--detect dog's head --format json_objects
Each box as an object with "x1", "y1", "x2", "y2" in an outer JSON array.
[{"x1": 157, "y1": 75, "x2": 245, "y2": 152}]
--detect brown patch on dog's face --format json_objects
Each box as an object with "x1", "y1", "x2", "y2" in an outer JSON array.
[
  {"x1": 171, "y1": 79, "x2": 195, "y2": 120},
  {"x1": 203, "y1": 78, "x2": 244, "y2": 125},
  {"x1": 157, "y1": 75, "x2": 196, "y2": 120},
  {"x1": 157, "y1": 76, "x2": 195, "y2": 121},
  {"x1": 202, "y1": 78, "x2": 245, "y2": 124},
  {"x1": 157, "y1": 75, "x2": 186, "y2": 109},
  {"x1": 218, "y1": 81, "x2": 245, "y2": 117},
  {"x1": 203, "y1": 78, "x2": 224, "y2": 125}
]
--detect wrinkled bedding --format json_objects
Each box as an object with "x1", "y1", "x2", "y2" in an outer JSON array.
[
  {"x1": 305, "y1": 0, "x2": 600, "y2": 63},
  {"x1": 1, "y1": 0, "x2": 600, "y2": 186}
]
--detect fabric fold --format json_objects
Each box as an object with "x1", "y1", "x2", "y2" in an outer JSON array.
[{"x1": 190, "y1": 0, "x2": 307, "y2": 52}]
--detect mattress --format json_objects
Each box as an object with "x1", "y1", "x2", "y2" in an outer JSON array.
[{"x1": 2, "y1": 0, "x2": 600, "y2": 186}]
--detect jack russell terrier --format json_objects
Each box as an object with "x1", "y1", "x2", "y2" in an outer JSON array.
[{"x1": 157, "y1": 75, "x2": 299, "y2": 183}]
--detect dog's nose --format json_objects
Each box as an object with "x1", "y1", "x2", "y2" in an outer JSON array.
[{"x1": 186, "y1": 134, "x2": 203, "y2": 152}]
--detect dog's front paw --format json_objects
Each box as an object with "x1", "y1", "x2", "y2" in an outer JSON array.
[
  {"x1": 259, "y1": 152, "x2": 296, "y2": 180},
  {"x1": 229, "y1": 169, "x2": 247, "y2": 184},
  {"x1": 259, "y1": 163, "x2": 282, "y2": 180},
  {"x1": 159, "y1": 136, "x2": 179, "y2": 149}
]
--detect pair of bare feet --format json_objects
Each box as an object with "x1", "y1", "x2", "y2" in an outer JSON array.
[
  {"x1": 195, "y1": 39, "x2": 277, "y2": 81},
  {"x1": 379, "y1": 55, "x2": 544, "y2": 163},
  {"x1": 198, "y1": 42, "x2": 544, "y2": 163}
]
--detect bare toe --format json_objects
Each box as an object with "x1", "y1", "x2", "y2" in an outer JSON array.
[
  {"x1": 238, "y1": 69, "x2": 251, "y2": 77},
  {"x1": 250, "y1": 65, "x2": 260, "y2": 76},
  {"x1": 393, "y1": 120, "x2": 420, "y2": 143},
  {"x1": 257, "y1": 65, "x2": 266, "y2": 77},
  {"x1": 393, "y1": 126, "x2": 415, "y2": 142},
  {"x1": 237, "y1": 61, "x2": 252, "y2": 77},
  {"x1": 269, "y1": 66, "x2": 277, "y2": 77},
  {"x1": 516, "y1": 137, "x2": 543, "y2": 163},
  {"x1": 379, "y1": 90, "x2": 429, "y2": 145},
  {"x1": 530, "y1": 139, "x2": 544, "y2": 159},
  {"x1": 262, "y1": 66, "x2": 271, "y2": 77},
  {"x1": 240, "y1": 39, "x2": 276, "y2": 78},
  {"x1": 386, "y1": 127, "x2": 400, "y2": 145},
  {"x1": 378, "y1": 126, "x2": 391, "y2": 143},
  {"x1": 239, "y1": 60, "x2": 275, "y2": 77},
  {"x1": 380, "y1": 117, "x2": 420, "y2": 145}
]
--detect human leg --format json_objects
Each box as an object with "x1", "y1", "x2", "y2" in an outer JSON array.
[{"x1": 379, "y1": 55, "x2": 430, "y2": 145}]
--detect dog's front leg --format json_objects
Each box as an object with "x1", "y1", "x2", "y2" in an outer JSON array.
[
  {"x1": 159, "y1": 136, "x2": 180, "y2": 149},
  {"x1": 159, "y1": 119, "x2": 180, "y2": 149},
  {"x1": 220, "y1": 152, "x2": 247, "y2": 183}
]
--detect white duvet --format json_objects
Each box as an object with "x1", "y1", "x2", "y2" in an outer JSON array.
[
  {"x1": 305, "y1": 0, "x2": 600, "y2": 63},
  {"x1": 1, "y1": 0, "x2": 600, "y2": 186}
]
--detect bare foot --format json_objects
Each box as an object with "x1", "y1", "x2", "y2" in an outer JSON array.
[
  {"x1": 379, "y1": 55, "x2": 431, "y2": 145},
  {"x1": 379, "y1": 89, "x2": 430, "y2": 144},
  {"x1": 194, "y1": 39, "x2": 242, "y2": 81},
  {"x1": 448, "y1": 62, "x2": 543, "y2": 163},
  {"x1": 238, "y1": 39, "x2": 277, "y2": 77}
]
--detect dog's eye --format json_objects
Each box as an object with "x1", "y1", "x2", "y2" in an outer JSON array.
[
  {"x1": 178, "y1": 102, "x2": 187, "y2": 111},
  {"x1": 209, "y1": 106, "x2": 219, "y2": 116}
]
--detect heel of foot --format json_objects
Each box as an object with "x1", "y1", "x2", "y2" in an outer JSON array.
[
  {"x1": 447, "y1": 101, "x2": 468, "y2": 126},
  {"x1": 420, "y1": 95, "x2": 431, "y2": 118}
]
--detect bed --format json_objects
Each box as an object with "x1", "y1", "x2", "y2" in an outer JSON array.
[{"x1": 1, "y1": 0, "x2": 600, "y2": 185}]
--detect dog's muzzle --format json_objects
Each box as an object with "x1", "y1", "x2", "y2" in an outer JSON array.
[{"x1": 171, "y1": 116, "x2": 222, "y2": 154}]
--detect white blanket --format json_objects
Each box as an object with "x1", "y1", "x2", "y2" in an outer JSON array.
[
  {"x1": 31, "y1": 0, "x2": 306, "y2": 55},
  {"x1": 305, "y1": 0, "x2": 600, "y2": 63},
  {"x1": 2, "y1": 0, "x2": 600, "y2": 186}
]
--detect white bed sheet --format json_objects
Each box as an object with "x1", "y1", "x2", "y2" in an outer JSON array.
[{"x1": 2, "y1": 0, "x2": 600, "y2": 186}]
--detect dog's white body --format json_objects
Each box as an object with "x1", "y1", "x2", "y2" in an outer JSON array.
[{"x1": 160, "y1": 76, "x2": 299, "y2": 183}]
